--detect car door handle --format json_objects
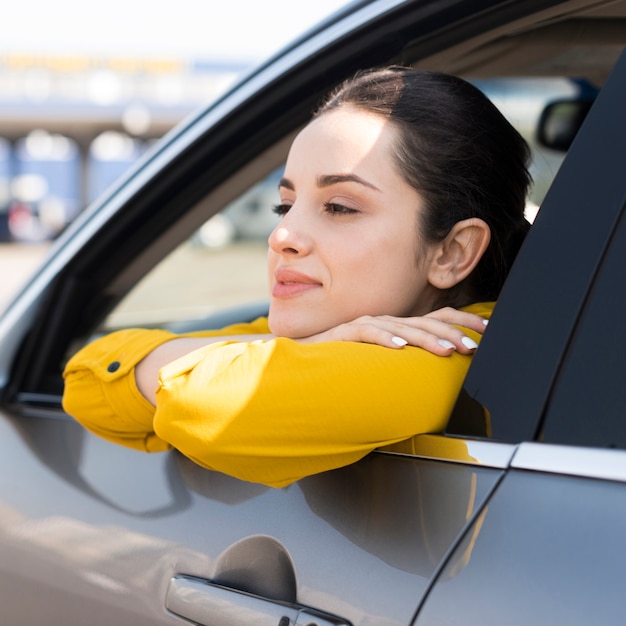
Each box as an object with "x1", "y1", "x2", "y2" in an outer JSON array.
[{"x1": 166, "y1": 576, "x2": 351, "y2": 626}]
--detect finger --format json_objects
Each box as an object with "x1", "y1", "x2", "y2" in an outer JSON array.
[
  {"x1": 424, "y1": 307, "x2": 490, "y2": 334},
  {"x1": 352, "y1": 321, "x2": 462, "y2": 355},
  {"x1": 318, "y1": 316, "x2": 482, "y2": 355},
  {"x1": 389, "y1": 325, "x2": 478, "y2": 354},
  {"x1": 387, "y1": 331, "x2": 459, "y2": 354},
  {"x1": 379, "y1": 317, "x2": 481, "y2": 355},
  {"x1": 375, "y1": 311, "x2": 487, "y2": 339},
  {"x1": 334, "y1": 319, "x2": 443, "y2": 353}
]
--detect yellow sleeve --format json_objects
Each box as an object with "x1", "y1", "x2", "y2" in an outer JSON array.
[
  {"x1": 61, "y1": 317, "x2": 272, "y2": 451},
  {"x1": 62, "y1": 328, "x2": 176, "y2": 452},
  {"x1": 154, "y1": 302, "x2": 494, "y2": 488}
]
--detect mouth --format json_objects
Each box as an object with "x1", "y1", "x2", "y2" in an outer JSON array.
[{"x1": 272, "y1": 268, "x2": 322, "y2": 298}]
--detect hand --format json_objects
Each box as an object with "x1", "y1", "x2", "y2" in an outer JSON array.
[{"x1": 298, "y1": 307, "x2": 489, "y2": 355}]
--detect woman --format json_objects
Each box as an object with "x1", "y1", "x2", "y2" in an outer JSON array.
[{"x1": 63, "y1": 68, "x2": 531, "y2": 487}]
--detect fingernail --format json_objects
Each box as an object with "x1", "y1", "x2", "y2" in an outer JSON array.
[
  {"x1": 392, "y1": 336, "x2": 408, "y2": 347},
  {"x1": 483, "y1": 319, "x2": 489, "y2": 326},
  {"x1": 437, "y1": 339, "x2": 456, "y2": 350},
  {"x1": 461, "y1": 336, "x2": 478, "y2": 350}
]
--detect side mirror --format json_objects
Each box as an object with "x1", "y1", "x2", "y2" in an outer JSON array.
[{"x1": 536, "y1": 98, "x2": 595, "y2": 152}]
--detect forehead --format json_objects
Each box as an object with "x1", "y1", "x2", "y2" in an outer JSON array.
[
  {"x1": 282, "y1": 106, "x2": 423, "y2": 210},
  {"x1": 288, "y1": 106, "x2": 398, "y2": 169}
]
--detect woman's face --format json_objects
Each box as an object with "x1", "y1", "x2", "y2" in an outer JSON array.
[{"x1": 267, "y1": 105, "x2": 438, "y2": 338}]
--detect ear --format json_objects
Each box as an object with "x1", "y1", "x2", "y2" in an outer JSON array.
[{"x1": 426, "y1": 218, "x2": 491, "y2": 290}]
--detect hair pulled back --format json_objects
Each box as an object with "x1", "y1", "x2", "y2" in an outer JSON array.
[{"x1": 315, "y1": 67, "x2": 532, "y2": 305}]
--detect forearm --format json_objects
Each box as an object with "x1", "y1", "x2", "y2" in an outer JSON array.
[
  {"x1": 135, "y1": 334, "x2": 274, "y2": 405},
  {"x1": 62, "y1": 319, "x2": 273, "y2": 451},
  {"x1": 153, "y1": 337, "x2": 479, "y2": 487},
  {"x1": 151, "y1": 302, "x2": 493, "y2": 486},
  {"x1": 62, "y1": 327, "x2": 178, "y2": 452},
  {"x1": 136, "y1": 303, "x2": 490, "y2": 404}
]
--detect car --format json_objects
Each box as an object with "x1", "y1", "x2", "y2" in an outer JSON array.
[{"x1": 0, "y1": 1, "x2": 625, "y2": 624}]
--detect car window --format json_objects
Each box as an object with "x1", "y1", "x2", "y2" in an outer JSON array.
[
  {"x1": 98, "y1": 79, "x2": 576, "y2": 334},
  {"x1": 539, "y1": 205, "x2": 626, "y2": 449}
]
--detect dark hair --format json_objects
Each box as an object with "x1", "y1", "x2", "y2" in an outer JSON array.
[{"x1": 315, "y1": 67, "x2": 532, "y2": 305}]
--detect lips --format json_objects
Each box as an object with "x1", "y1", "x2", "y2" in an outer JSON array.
[{"x1": 272, "y1": 267, "x2": 322, "y2": 298}]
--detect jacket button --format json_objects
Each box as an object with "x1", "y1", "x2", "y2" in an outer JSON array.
[{"x1": 107, "y1": 361, "x2": 121, "y2": 373}]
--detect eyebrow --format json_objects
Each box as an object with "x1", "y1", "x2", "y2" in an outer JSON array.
[{"x1": 279, "y1": 173, "x2": 380, "y2": 192}]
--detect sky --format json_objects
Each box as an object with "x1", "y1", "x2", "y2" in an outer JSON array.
[{"x1": 2, "y1": 1, "x2": 351, "y2": 64}]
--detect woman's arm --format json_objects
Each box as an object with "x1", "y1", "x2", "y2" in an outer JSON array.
[
  {"x1": 150, "y1": 302, "x2": 493, "y2": 487},
  {"x1": 63, "y1": 303, "x2": 492, "y2": 486},
  {"x1": 152, "y1": 330, "x2": 477, "y2": 487},
  {"x1": 134, "y1": 334, "x2": 272, "y2": 404},
  {"x1": 134, "y1": 306, "x2": 488, "y2": 405},
  {"x1": 62, "y1": 319, "x2": 273, "y2": 450}
]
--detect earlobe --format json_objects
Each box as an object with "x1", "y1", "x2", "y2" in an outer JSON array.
[{"x1": 427, "y1": 218, "x2": 491, "y2": 289}]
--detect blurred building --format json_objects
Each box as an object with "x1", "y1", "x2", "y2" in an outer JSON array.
[{"x1": 0, "y1": 54, "x2": 249, "y2": 241}]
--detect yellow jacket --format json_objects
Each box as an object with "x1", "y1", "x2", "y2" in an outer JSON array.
[{"x1": 62, "y1": 302, "x2": 493, "y2": 487}]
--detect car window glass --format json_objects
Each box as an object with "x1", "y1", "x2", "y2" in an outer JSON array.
[{"x1": 539, "y1": 205, "x2": 626, "y2": 449}]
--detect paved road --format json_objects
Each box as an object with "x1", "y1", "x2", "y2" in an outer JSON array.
[{"x1": 0, "y1": 243, "x2": 50, "y2": 313}]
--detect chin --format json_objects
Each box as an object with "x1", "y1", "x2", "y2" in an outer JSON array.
[
  {"x1": 268, "y1": 315, "x2": 300, "y2": 339},
  {"x1": 269, "y1": 322, "x2": 313, "y2": 339},
  {"x1": 268, "y1": 311, "x2": 321, "y2": 339}
]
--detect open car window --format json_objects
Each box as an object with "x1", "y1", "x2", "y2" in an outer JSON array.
[{"x1": 95, "y1": 77, "x2": 579, "y2": 336}]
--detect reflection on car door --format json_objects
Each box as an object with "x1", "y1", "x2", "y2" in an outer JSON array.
[{"x1": 0, "y1": 414, "x2": 504, "y2": 625}]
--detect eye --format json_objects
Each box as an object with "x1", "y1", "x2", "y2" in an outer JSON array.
[
  {"x1": 324, "y1": 202, "x2": 358, "y2": 215},
  {"x1": 272, "y1": 203, "x2": 291, "y2": 217}
]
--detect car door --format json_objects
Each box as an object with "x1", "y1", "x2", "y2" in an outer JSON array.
[
  {"x1": 0, "y1": 412, "x2": 504, "y2": 625},
  {"x1": 412, "y1": 45, "x2": 626, "y2": 626}
]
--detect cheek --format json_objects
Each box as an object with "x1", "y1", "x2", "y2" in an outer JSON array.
[
  {"x1": 327, "y1": 247, "x2": 373, "y2": 289},
  {"x1": 354, "y1": 229, "x2": 419, "y2": 280},
  {"x1": 351, "y1": 234, "x2": 425, "y2": 305},
  {"x1": 328, "y1": 248, "x2": 391, "y2": 304}
]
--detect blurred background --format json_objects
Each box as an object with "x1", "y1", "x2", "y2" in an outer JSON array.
[
  {"x1": 0, "y1": 0, "x2": 348, "y2": 308},
  {"x1": 0, "y1": 0, "x2": 348, "y2": 245}
]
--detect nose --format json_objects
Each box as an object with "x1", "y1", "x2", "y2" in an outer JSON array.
[{"x1": 268, "y1": 206, "x2": 312, "y2": 256}]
